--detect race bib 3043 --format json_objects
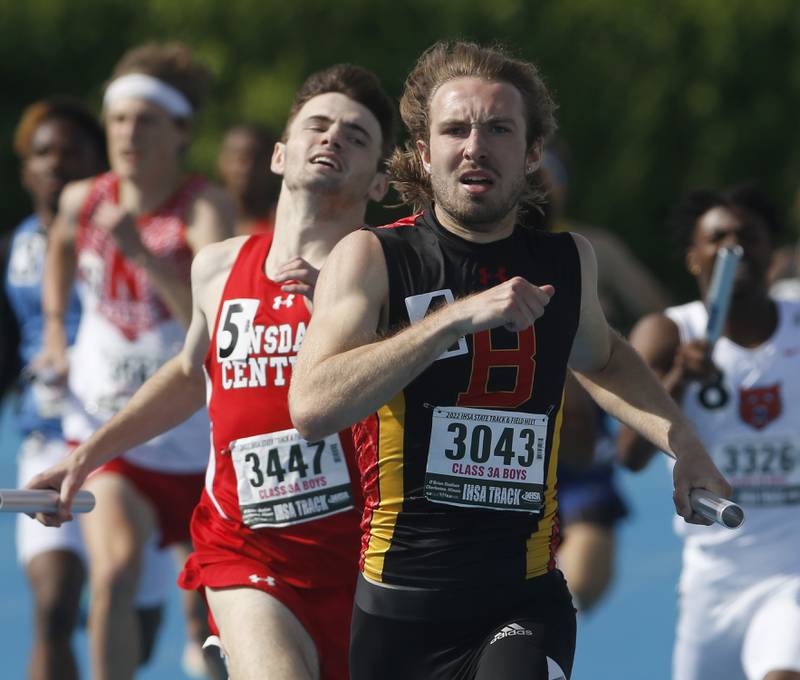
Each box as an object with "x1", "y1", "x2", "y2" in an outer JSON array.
[{"x1": 425, "y1": 406, "x2": 548, "y2": 513}]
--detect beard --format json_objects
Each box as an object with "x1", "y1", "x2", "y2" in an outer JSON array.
[{"x1": 430, "y1": 171, "x2": 527, "y2": 230}]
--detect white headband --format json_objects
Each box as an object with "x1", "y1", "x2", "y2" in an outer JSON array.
[{"x1": 103, "y1": 73, "x2": 193, "y2": 119}]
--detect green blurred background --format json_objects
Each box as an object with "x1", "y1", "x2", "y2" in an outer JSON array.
[{"x1": 3, "y1": 0, "x2": 800, "y2": 298}]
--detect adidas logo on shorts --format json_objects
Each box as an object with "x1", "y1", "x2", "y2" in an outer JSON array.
[{"x1": 489, "y1": 622, "x2": 533, "y2": 645}]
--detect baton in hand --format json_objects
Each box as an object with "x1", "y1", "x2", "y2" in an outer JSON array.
[
  {"x1": 698, "y1": 245, "x2": 743, "y2": 409},
  {"x1": 689, "y1": 488, "x2": 744, "y2": 529},
  {"x1": 0, "y1": 489, "x2": 96, "y2": 514}
]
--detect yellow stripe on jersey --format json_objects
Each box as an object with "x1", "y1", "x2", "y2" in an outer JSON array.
[
  {"x1": 362, "y1": 392, "x2": 406, "y2": 583},
  {"x1": 525, "y1": 391, "x2": 565, "y2": 578}
]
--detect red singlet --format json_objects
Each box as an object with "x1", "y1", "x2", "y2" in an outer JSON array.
[{"x1": 180, "y1": 233, "x2": 361, "y2": 679}]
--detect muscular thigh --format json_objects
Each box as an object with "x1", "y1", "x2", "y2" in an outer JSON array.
[
  {"x1": 673, "y1": 582, "x2": 748, "y2": 680},
  {"x1": 81, "y1": 473, "x2": 157, "y2": 571},
  {"x1": 473, "y1": 612, "x2": 575, "y2": 680},
  {"x1": 349, "y1": 606, "x2": 438, "y2": 680},
  {"x1": 206, "y1": 586, "x2": 318, "y2": 680}
]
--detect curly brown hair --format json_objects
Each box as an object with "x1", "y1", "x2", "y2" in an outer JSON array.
[
  {"x1": 110, "y1": 42, "x2": 212, "y2": 113},
  {"x1": 389, "y1": 41, "x2": 557, "y2": 212},
  {"x1": 282, "y1": 63, "x2": 396, "y2": 163},
  {"x1": 14, "y1": 96, "x2": 105, "y2": 160}
]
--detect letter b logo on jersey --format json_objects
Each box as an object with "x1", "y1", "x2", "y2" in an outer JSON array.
[{"x1": 457, "y1": 328, "x2": 536, "y2": 408}]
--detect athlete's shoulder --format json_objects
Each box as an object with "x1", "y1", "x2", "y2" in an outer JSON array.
[
  {"x1": 629, "y1": 310, "x2": 682, "y2": 363},
  {"x1": 191, "y1": 235, "x2": 250, "y2": 285},
  {"x1": 664, "y1": 299, "x2": 705, "y2": 332},
  {"x1": 561, "y1": 229, "x2": 591, "y2": 252},
  {"x1": 520, "y1": 225, "x2": 582, "y2": 258},
  {"x1": 10, "y1": 214, "x2": 40, "y2": 239},
  {"x1": 775, "y1": 296, "x2": 800, "y2": 340},
  {"x1": 368, "y1": 212, "x2": 422, "y2": 231},
  {"x1": 329, "y1": 228, "x2": 385, "y2": 267},
  {"x1": 363, "y1": 212, "x2": 433, "y2": 252},
  {"x1": 186, "y1": 180, "x2": 236, "y2": 236},
  {"x1": 194, "y1": 180, "x2": 235, "y2": 211}
]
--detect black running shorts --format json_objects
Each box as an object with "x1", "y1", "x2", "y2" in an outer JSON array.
[{"x1": 350, "y1": 570, "x2": 576, "y2": 680}]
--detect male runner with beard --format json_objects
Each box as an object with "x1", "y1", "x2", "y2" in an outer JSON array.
[{"x1": 290, "y1": 41, "x2": 730, "y2": 680}]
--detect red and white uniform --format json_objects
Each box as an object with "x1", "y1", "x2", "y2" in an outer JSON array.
[
  {"x1": 64, "y1": 172, "x2": 209, "y2": 544},
  {"x1": 180, "y1": 233, "x2": 361, "y2": 680},
  {"x1": 666, "y1": 298, "x2": 800, "y2": 680}
]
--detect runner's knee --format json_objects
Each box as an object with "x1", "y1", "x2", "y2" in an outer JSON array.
[{"x1": 89, "y1": 556, "x2": 141, "y2": 604}]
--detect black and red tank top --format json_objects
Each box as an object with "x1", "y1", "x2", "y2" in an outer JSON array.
[
  {"x1": 202, "y1": 233, "x2": 361, "y2": 587},
  {"x1": 354, "y1": 210, "x2": 582, "y2": 589}
]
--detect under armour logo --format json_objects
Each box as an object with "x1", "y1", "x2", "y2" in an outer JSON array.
[
  {"x1": 478, "y1": 266, "x2": 509, "y2": 286},
  {"x1": 249, "y1": 574, "x2": 276, "y2": 586},
  {"x1": 272, "y1": 294, "x2": 295, "y2": 309}
]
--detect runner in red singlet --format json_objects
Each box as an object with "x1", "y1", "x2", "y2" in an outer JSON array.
[
  {"x1": 35, "y1": 43, "x2": 234, "y2": 680},
  {"x1": 29, "y1": 63, "x2": 395, "y2": 680}
]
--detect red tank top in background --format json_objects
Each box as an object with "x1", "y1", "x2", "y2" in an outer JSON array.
[
  {"x1": 77, "y1": 172, "x2": 204, "y2": 340},
  {"x1": 200, "y1": 233, "x2": 361, "y2": 588}
]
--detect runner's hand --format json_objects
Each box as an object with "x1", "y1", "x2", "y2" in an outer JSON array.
[
  {"x1": 32, "y1": 319, "x2": 70, "y2": 384},
  {"x1": 272, "y1": 257, "x2": 320, "y2": 299},
  {"x1": 671, "y1": 449, "x2": 732, "y2": 525},
  {"x1": 94, "y1": 202, "x2": 147, "y2": 260},
  {"x1": 671, "y1": 339, "x2": 718, "y2": 384},
  {"x1": 448, "y1": 277, "x2": 554, "y2": 335},
  {"x1": 25, "y1": 454, "x2": 88, "y2": 527}
]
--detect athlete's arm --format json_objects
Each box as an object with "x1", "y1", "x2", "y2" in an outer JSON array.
[
  {"x1": 26, "y1": 239, "x2": 238, "y2": 525},
  {"x1": 38, "y1": 180, "x2": 88, "y2": 379},
  {"x1": 589, "y1": 227, "x2": 670, "y2": 321},
  {"x1": 557, "y1": 372, "x2": 598, "y2": 470},
  {"x1": 616, "y1": 313, "x2": 718, "y2": 471},
  {"x1": 289, "y1": 230, "x2": 554, "y2": 441},
  {"x1": 567, "y1": 234, "x2": 730, "y2": 523}
]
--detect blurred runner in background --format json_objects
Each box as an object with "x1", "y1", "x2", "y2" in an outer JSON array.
[
  {"x1": 3, "y1": 97, "x2": 171, "y2": 680},
  {"x1": 217, "y1": 123, "x2": 280, "y2": 236},
  {"x1": 537, "y1": 142, "x2": 670, "y2": 611},
  {"x1": 30, "y1": 62, "x2": 395, "y2": 680},
  {"x1": 618, "y1": 184, "x2": 800, "y2": 680},
  {"x1": 37, "y1": 43, "x2": 234, "y2": 680}
]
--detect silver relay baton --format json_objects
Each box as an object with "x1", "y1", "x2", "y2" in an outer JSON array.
[
  {"x1": 698, "y1": 245, "x2": 743, "y2": 409},
  {"x1": 0, "y1": 489, "x2": 96, "y2": 514},
  {"x1": 689, "y1": 489, "x2": 744, "y2": 529}
]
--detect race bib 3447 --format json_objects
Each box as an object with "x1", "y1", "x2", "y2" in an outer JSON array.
[{"x1": 230, "y1": 428, "x2": 353, "y2": 528}]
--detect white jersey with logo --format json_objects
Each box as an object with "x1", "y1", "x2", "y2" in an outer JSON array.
[
  {"x1": 666, "y1": 298, "x2": 800, "y2": 580},
  {"x1": 62, "y1": 172, "x2": 209, "y2": 473},
  {"x1": 666, "y1": 298, "x2": 800, "y2": 680}
]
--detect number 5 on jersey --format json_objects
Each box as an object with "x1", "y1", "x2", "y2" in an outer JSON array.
[{"x1": 217, "y1": 298, "x2": 259, "y2": 361}]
